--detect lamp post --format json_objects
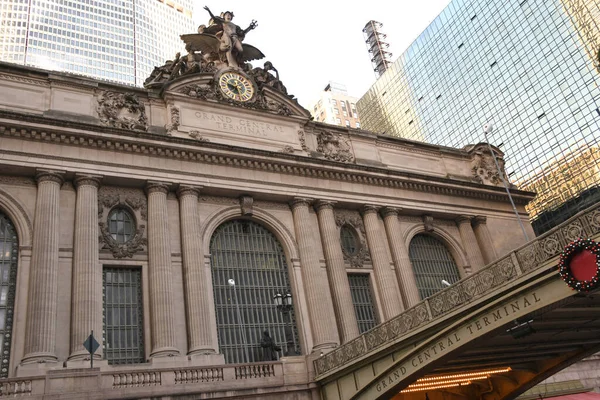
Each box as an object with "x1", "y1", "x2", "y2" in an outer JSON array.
[{"x1": 273, "y1": 293, "x2": 296, "y2": 356}]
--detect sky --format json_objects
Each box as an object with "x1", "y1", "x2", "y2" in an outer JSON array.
[{"x1": 194, "y1": 1, "x2": 452, "y2": 108}]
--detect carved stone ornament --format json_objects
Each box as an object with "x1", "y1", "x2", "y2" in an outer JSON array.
[
  {"x1": 297, "y1": 130, "x2": 309, "y2": 153},
  {"x1": 316, "y1": 130, "x2": 355, "y2": 163},
  {"x1": 97, "y1": 91, "x2": 148, "y2": 131},
  {"x1": 239, "y1": 195, "x2": 253, "y2": 216},
  {"x1": 98, "y1": 186, "x2": 148, "y2": 258},
  {"x1": 423, "y1": 215, "x2": 434, "y2": 232},
  {"x1": 279, "y1": 145, "x2": 294, "y2": 154},
  {"x1": 465, "y1": 143, "x2": 508, "y2": 186},
  {"x1": 178, "y1": 79, "x2": 293, "y2": 117},
  {"x1": 188, "y1": 130, "x2": 210, "y2": 142},
  {"x1": 165, "y1": 106, "x2": 180, "y2": 135},
  {"x1": 335, "y1": 210, "x2": 371, "y2": 268}
]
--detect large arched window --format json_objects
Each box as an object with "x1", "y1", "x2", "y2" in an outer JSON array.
[
  {"x1": 210, "y1": 219, "x2": 299, "y2": 364},
  {"x1": 0, "y1": 212, "x2": 18, "y2": 378},
  {"x1": 408, "y1": 234, "x2": 461, "y2": 300}
]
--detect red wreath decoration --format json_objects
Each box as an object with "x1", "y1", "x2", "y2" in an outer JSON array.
[{"x1": 558, "y1": 238, "x2": 600, "y2": 292}]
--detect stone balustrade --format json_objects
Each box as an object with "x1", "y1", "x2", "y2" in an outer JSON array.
[{"x1": 0, "y1": 362, "x2": 286, "y2": 398}]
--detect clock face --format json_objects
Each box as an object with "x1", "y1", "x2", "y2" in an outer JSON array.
[{"x1": 218, "y1": 72, "x2": 255, "y2": 102}]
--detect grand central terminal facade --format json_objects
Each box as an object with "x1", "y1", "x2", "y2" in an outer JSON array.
[{"x1": 0, "y1": 19, "x2": 598, "y2": 399}]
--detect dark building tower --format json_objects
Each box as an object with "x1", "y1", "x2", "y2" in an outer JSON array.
[{"x1": 363, "y1": 20, "x2": 392, "y2": 77}]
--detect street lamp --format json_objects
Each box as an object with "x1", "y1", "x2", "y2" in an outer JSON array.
[{"x1": 273, "y1": 292, "x2": 296, "y2": 356}]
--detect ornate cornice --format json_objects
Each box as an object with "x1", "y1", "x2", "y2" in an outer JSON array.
[
  {"x1": 0, "y1": 114, "x2": 535, "y2": 206},
  {"x1": 35, "y1": 170, "x2": 65, "y2": 185}
]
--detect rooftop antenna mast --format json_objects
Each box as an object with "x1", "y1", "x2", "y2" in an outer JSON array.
[{"x1": 363, "y1": 20, "x2": 392, "y2": 78}]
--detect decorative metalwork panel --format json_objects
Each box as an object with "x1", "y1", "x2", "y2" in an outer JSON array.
[
  {"x1": 408, "y1": 234, "x2": 461, "y2": 300},
  {"x1": 0, "y1": 213, "x2": 17, "y2": 378},
  {"x1": 348, "y1": 274, "x2": 378, "y2": 334},
  {"x1": 210, "y1": 220, "x2": 299, "y2": 364},
  {"x1": 103, "y1": 267, "x2": 145, "y2": 365}
]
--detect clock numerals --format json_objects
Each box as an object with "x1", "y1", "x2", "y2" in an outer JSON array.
[{"x1": 218, "y1": 73, "x2": 254, "y2": 102}]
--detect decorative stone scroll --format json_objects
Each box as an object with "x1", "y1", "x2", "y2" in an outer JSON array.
[
  {"x1": 97, "y1": 91, "x2": 148, "y2": 131},
  {"x1": 239, "y1": 195, "x2": 253, "y2": 216},
  {"x1": 335, "y1": 210, "x2": 370, "y2": 268},
  {"x1": 98, "y1": 187, "x2": 148, "y2": 258}
]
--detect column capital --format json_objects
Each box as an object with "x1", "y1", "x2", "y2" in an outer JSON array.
[
  {"x1": 74, "y1": 174, "x2": 102, "y2": 188},
  {"x1": 455, "y1": 215, "x2": 473, "y2": 224},
  {"x1": 289, "y1": 197, "x2": 313, "y2": 209},
  {"x1": 146, "y1": 181, "x2": 170, "y2": 195},
  {"x1": 472, "y1": 215, "x2": 488, "y2": 226},
  {"x1": 35, "y1": 170, "x2": 65, "y2": 185},
  {"x1": 177, "y1": 185, "x2": 202, "y2": 198},
  {"x1": 314, "y1": 200, "x2": 336, "y2": 212},
  {"x1": 380, "y1": 207, "x2": 401, "y2": 218},
  {"x1": 361, "y1": 204, "x2": 380, "y2": 215}
]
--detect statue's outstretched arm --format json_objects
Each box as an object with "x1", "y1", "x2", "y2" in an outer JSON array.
[
  {"x1": 243, "y1": 20, "x2": 258, "y2": 34},
  {"x1": 203, "y1": 5, "x2": 223, "y2": 22}
]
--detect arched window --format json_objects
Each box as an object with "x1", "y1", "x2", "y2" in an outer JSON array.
[
  {"x1": 107, "y1": 208, "x2": 134, "y2": 244},
  {"x1": 210, "y1": 220, "x2": 299, "y2": 364},
  {"x1": 0, "y1": 212, "x2": 18, "y2": 378},
  {"x1": 408, "y1": 234, "x2": 461, "y2": 300}
]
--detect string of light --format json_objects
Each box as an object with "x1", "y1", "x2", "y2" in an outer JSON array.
[{"x1": 399, "y1": 367, "x2": 512, "y2": 393}]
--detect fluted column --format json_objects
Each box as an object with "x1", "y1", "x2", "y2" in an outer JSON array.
[
  {"x1": 472, "y1": 216, "x2": 498, "y2": 265},
  {"x1": 456, "y1": 215, "x2": 486, "y2": 272},
  {"x1": 362, "y1": 205, "x2": 404, "y2": 320},
  {"x1": 147, "y1": 182, "x2": 180, "y2": 357},
  {"x1": 22, "y1": 170, "x2": 64, "y2": 363},
  {"x1": 177, "y1": 185, "x2": 216, "y2": 355},
  {"x1": 69, "y1": 175, "x2": 102, "y2": 361},
  {"x1": 380, "y1": 207, "x2": 421, "y2": 308},
  {"x1": 289, "y1": 198, "x2": 339, "y2": 351},
  {"x1": 314, "y1": 200, "x2": 359, "y2": 343}
]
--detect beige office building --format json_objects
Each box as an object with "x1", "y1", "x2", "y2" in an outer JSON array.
[{"x1": 309, "y1": 82, "x2": 361, "y2": 129}]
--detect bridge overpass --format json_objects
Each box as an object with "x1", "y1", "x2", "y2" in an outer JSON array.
[{"x1": 315, "y1": 203, "x2": 600, "y2": 400}]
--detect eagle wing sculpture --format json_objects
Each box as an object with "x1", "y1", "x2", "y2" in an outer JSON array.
[
  {"x1": 180, "y1": 33, "x2": 221, "y2": 54},
  {"x1": 241, "y1": 44, "x2": 265, "y2": 62}
]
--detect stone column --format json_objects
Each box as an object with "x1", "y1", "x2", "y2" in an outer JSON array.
[
  {"x1": 380, "y1": 207, "x2": 421, "y2": 308},
  {"x1": 456, "y1": 215, "x2": 486, "y2": 272},
  {"x1": 289, "y1": 198, "x2": 339, "y2": 351},
  {"x1": 314, "y1": 200, "x2": 359, "y2": 343},
  {"x1": 69, "y1": 175, "x2": 102, "y2": 361},
  {"x1": 177, "y1": 185, "x2": 216, "y2": 355},
  {"x1": 22, "y1": 170, "x2": 64, "y2": 363},
  {"x1": 146, "y1": 182, "x2": 180, "y2": 357},
  {"x1": 472, "y1": 216, "x2": 498, "y2": 265},
  {"x1": 362, "y1": 205, "x2": 404, "y2": 320}
]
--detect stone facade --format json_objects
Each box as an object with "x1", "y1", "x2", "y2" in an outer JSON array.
[{"x1": 0, "y1": 62, "x2": 536, "y2": 399}]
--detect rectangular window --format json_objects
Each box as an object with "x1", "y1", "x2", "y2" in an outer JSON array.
[
  {"x1": 348, "y1": 274, "x2": 378, "y2": 334},
  {"x1": 103, "y1": 267, "x2": 144, "y2": 365}
]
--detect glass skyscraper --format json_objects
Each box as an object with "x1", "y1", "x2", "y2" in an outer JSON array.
[
  {"x1": 0, "y1": 0, "x2": 195, "y2": 86},
  {"x1": 357, "y1": 0, "x2": 600, "y2": 234}
]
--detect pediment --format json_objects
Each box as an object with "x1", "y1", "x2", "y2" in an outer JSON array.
[{"x1": 157, "y1": 69, "x2": 311, "y2": 119}]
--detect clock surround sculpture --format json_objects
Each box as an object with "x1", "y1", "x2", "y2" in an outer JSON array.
[{"x1": 144, "y1": 6, "x2": 301, "y2": 117}]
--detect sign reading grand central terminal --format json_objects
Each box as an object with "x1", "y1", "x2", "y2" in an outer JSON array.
[
  {"x1": 180, "y1": 106, "x2": 297, "y2": 144},
  {"x1": 359, "y1": 278, "x2": 572, "y2": 399}
]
